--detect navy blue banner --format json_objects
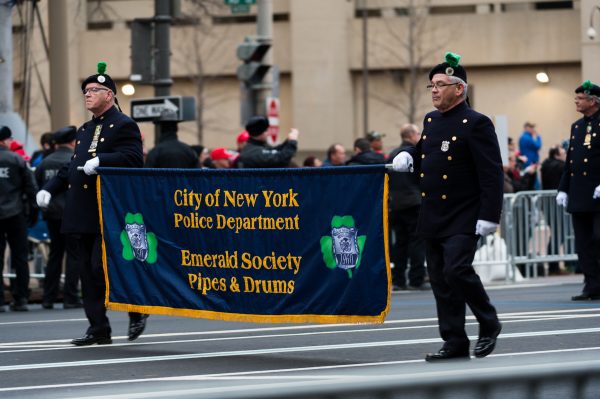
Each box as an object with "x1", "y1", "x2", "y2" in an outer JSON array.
[{"x1": 98, "y1": 166, "x2": 390, "y2": 323}]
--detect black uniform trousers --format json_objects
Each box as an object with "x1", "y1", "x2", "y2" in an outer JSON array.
[
  {"x1": 43, "y1": 219, "x2": 80, "y2": 305},
  {"x1": 0, "y1": 214, "x2": 30, "y2": 304},
  {"x1": 71, "y1": 233, "x2": 143, "y2": 336},
  {"x1": 389, "y1": 205, "x2": 426, "y2": 287},
  {"x1": 570, "y1": 213, "x2": 600, "y2": 296},
  {"x1": 425, "y1": 234, "x2": 499, "y2": 350}
]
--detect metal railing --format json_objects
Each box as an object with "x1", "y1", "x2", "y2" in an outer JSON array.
[{"x1": 473, "y1": 190, "x2": 578, "y2": 282}]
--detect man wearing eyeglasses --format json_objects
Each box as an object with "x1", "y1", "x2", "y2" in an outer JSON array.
[
  {"x1": 36, "y1": 62, "x2": 148, "y2": 346},
  {"x1": 391, "y1": 52, "x2": 504, "y2": 362},
  {"x1": 556, "y1": 80, "x2": 600, "y2": 301}
]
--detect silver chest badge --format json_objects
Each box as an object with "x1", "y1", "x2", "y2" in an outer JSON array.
[
  {"x1": 125, "y1": 222, "x2": 149, "y2": 262},
  {"x1": 331, "y1": 226, "x2": 359, "y2": 270},
  {"x1": 441, "y1": 141, "x2": 450, "y2": 152}
]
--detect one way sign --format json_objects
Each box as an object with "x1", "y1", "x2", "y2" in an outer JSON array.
[{"x1": 130, "y1": 96, "x2": 196, "y2": 122}]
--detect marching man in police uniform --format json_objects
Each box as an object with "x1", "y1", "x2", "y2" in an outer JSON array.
[
  {"x1": 36, "y1": 62, "x2": 148, "y2": 345},
  {"x1": 392, "y1": 52, "x2": 504, "y2": 361},
  {"x1": 557, "y1": 80, "x2": 600, "y2": 301}
]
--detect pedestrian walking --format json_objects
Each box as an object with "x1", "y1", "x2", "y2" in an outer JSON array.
[
  {"x1": 391, "y1": 52, "x2": 503, "y2": 361},
  {"x1": 36, "y1": 62, "x2": 148, "y2": 344}
]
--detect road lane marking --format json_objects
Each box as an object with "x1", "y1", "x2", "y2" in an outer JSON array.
[
  {"x1": 0, "y1": 346, "x2": 599, "y2": 394},
  {"x1": 1, "y1": 327, "x2": 600, "y2": 372},
  {"x1": 2, "y1": 313, "x2": 600, "y2": 353}
]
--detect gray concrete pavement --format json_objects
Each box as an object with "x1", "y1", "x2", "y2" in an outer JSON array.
[{"x1": 0, "y1": 275, "x2": 599, "y2": 398}]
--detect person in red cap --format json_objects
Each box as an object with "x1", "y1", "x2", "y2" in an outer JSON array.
[
  {"x1": 210, "y1": 147, "x2": 237, "y2": 169},
  {"x1": 237, "y1": 130, "x2": 250, "y2": 151},
  {"x1": 9, "y1": 139, "x2": 30, "y2": 162}
]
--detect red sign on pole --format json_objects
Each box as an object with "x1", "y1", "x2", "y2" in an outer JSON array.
[{"x1": 266, "y1": 97, "x2": 280, "y2": 143}]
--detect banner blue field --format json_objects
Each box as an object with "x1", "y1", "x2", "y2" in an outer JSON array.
[{"x1": 98, "y1": 166, "x2": 390, "y2": 323}]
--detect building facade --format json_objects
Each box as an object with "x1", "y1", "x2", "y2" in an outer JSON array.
[{"x1": 9, "y1": 0, "x2": 600, "y2": 160}]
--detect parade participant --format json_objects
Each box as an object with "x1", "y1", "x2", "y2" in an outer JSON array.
[
  {"x1": 34, "y1": 126, "x2": 82, "y2": 309},
  {"x1": 391, "y1": 52, "x2": 503, "y2": 361},
  {"x1": 36, "y1": 62, "x2": 148, "y2": 345},
  {"x1": 0, "y1": 126, "x2": 38, "y2": 311},
  {"x1": 238, "y1": 116, "x2": 298, "y2": 168},
  {"x1": 557, "y1": 80, "x2": 600, "y2": 301}
]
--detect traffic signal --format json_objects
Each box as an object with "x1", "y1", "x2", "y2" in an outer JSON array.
[{"x1": 236, "y1": 37, "x2": 271, "y2": 88}]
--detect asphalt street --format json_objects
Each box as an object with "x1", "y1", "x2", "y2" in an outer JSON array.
[{"x1": 1, "y1": 275, "x2": 599, "y2": 399}]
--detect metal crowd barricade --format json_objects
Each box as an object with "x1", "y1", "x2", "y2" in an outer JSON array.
[{"x1": 472, "y1": 190, "x2": 578, "y2": 282}]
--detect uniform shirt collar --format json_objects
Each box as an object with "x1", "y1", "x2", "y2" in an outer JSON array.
[
  {"x1": 584, "y1": 107, "x2": 600, "y2": 123},
  {"x1": 92, "y1": 105, "x2": 117, "y2": 122},
  {"x1": 440, "y1": 100, "x2": 468, "y2": 116}
]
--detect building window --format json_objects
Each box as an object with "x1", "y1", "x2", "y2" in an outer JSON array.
[
  {"x1": 87, "y1": 21, "x2": 113, "y2": 30},
  {"x1": 535, "y1": 1, "x2": 573, "y2": 10}
]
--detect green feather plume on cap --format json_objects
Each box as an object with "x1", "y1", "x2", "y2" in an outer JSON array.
[
  {"x1": 97, "y1": 62, "x2": 107, "y2": 75},
  {"x1": 582, "y1": 80, "x2": 594, "y2": 91},
  {"x1": 444, "y1": 52, "x2": 461, "y2": 67}
]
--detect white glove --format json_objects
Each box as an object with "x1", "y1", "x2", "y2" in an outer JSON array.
[
  {"x1": 36, "y1": 190, "x2": 52, "y2": 208},
  {"x1": 594, "y1": 185, "x2": 600, "y2": 199},
  {"x1": 556, "y1": 191, "x2": 568, "y2": 207},
  {"x1": 391, "y1": 151, "x2": 414, "y2": 172},
  {"x1": 476, "y1": 220, "x2": 498, "y2": 236},
  {"x1": 83, "y1": 157, "x2": 100, "y2": 175}
]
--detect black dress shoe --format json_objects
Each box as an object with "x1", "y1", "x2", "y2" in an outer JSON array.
[
  {"x1": 571, "y1": 293, "x2": 600, "y2": 301},
  {"x1": 425, "y1": 347, "x2": 470, "y2": 362},
  {"x1": 63, "y1": 301, "x2": 84, "y2": 309},
  {"x1": 128, "y1": 314, "x2": 149, "y2": 341},
  {"x1": 474, "y1": 323, "x2": 502, "y2": 358},
  {"x1": 10, "y1": 300, "x2": 29, "y2": 312},
  {"x1": 71, "y1": 334, "x2": 112, "y2": 346}
]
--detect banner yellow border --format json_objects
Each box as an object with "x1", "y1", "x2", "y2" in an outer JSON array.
[{"x1": 97, "y1": 170, "x2": 391, "y2": 325}]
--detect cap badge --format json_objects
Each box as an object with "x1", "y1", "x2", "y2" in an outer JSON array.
[
  {"x1": 97, "y1": 75, "x2": 106, "y2": 83},
  {"x1": 441, "y1": 141, "x2": 450, "y2": 152},
  {"x1": 445, "y1": 67, "x2": 454, "y2": 76}
]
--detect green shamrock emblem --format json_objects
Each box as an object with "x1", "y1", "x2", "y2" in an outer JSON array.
[
  {"x1": 320, "y1": 215, "x2": 366, "y2": 279},
  {"x1": 120, "y1": 212, "x2": 157, "y2": 264}
]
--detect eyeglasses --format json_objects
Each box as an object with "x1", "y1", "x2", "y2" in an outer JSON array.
[
  {"x1": 83, "y1": 87, "x2": 109, "y2": 95},
  {"x1": 426, "y1": 82, "x2": 459, "y2": 90}
]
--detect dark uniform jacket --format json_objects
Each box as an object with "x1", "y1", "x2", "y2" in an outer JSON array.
[
  {"x1": 558, "y1": 109, "x2": 600, "y2": 213},
  {"x1": 239, "y1": 137, "x2": 297, "y2": 168},
  {"x1": 346, "y1": 150, "x2": 385, "y2": 166},
  {"x1": 34, "y1": 146, "x2": 73, "y2": 220},
  {"x1": 388, "y1": 143, "x2": 421, "y2": 211},
  {"x1": 144, "y1": 132, "x2": 199, "y2": 168},
  {"x1": 541, "y1": 157, "x2": 565, "y2": 190},
  {"x1": 404, "y1": 101, "x2": 504, "y2": 238},
  {"x1": 0, "y1": 147, "x2": 38, "y2": 220},
  {"x1": 44, "y1": 106, "x2": 143, "y2": 234}
]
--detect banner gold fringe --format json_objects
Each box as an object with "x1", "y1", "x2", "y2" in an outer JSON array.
[{"x1": 106, "y1": 301, "x2": 386, "y2": 324}]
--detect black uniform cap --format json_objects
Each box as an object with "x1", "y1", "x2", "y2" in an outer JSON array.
[
  {"x1": 245, "y1": 116, "x2": 270, "y2": 137},
  {"x1": 575, "y1": 80, "x2": 600, "y2": 97},
  {"x1": 53, "y1": 125, "x2": 77, "y2": 144},
  {"x1": 429, "y1": 52, "x2": 467, "y2": 83},
  {"x1": 0, "y1": 126, "x2": 12, "y2": 141},
  {"x1": 81, "y1": 61, "x2": 117, "y2": 94}
]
